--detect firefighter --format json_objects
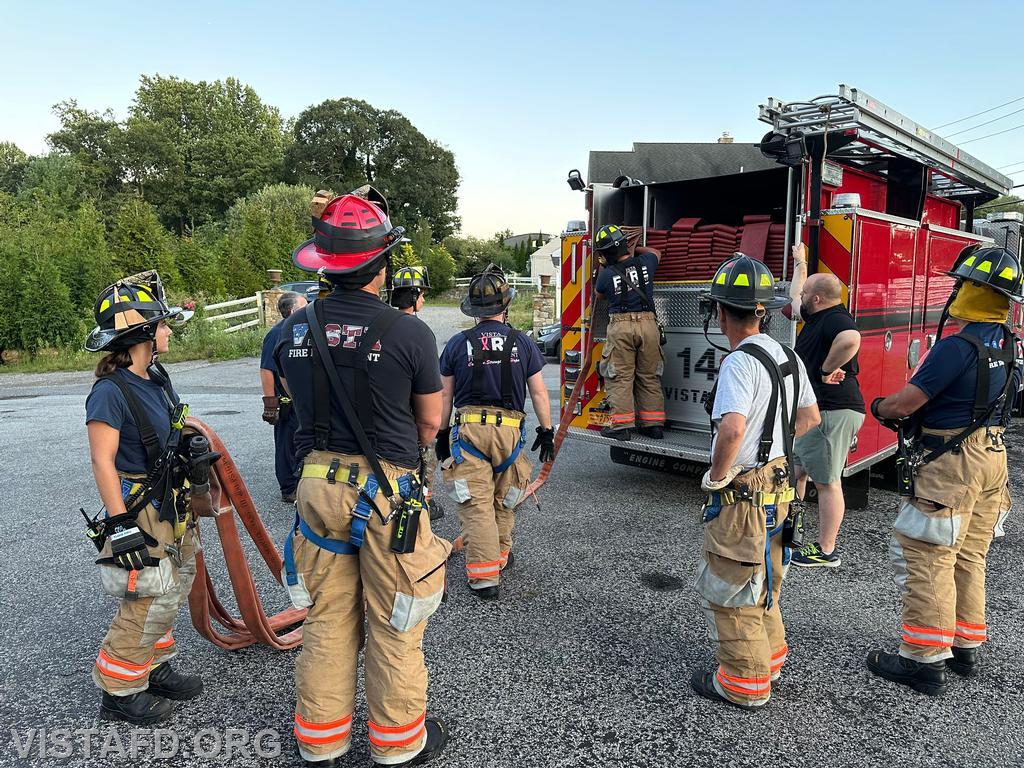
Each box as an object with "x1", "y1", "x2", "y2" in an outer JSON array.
[
  {"x1": 84, "y1": 271, "x2": 211, "y2": 724},
  {"x1": 437, "y1": 264, "x2": 554, "y2": 600},
  {"x1": 691, "y1": 255, "x2": 819, "y2": 710},
  {"x1": 867, "y1": 245, "x2": 1022, "y2": 696},
  {"x1": 391, "y1": 265, "x2": 445, "y2": 522},
  {"x1": 260, "y1": 290, "x2": 307, "y2": 503},
  {"x1": 276, "y1": 188, "x2": 451, "y2": 766},
  {"x1": 593, "y1": 224, "x2": 665, "y2": 440}
]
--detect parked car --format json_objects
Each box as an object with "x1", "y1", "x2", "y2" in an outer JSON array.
[
  {"x1": 280, "y1": 280, "x2": 319, "y2": 302},
  {"x1": 536, "y1": 322, "x2": 560, "y2": 358}
]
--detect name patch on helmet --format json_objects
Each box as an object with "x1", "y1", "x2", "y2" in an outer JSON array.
[{"x1": 292, "y1": 323, "x2": 309, "y2": 346}]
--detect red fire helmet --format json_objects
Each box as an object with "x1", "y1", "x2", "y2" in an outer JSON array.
[{"x1": 293, "y1": 191, "x2": 406, "y2": 275}]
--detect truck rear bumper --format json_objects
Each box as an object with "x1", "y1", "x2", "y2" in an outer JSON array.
[{"x1": 566, "y1": 425, "x2": 711, "y2": 463}]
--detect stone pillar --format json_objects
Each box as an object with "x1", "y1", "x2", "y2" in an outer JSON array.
[
  {"x1": 267, "y1": 269, "x2": 283, "y2": 287},
  {"x1": 261, "y1": 289, "x2": 283, "y2": 328},
  {"x1": 533, "y1": 276, "x2": 556, "y2": 336}
]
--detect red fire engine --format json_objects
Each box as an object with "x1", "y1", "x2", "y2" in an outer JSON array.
[{"x1": 559, "y1": 85, "x2": 1015, "y2": 503}]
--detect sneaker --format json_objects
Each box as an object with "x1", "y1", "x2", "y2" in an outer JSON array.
[
  {"x1": 866, "y1": 650, "x2": 947, "y2": 696},
  {"x1": 393, "y1": 718, "x2": 449, "y2": 766},
  {"x1": 100, "y1": 690, "x2": 173, "y2": 725},
  {"x1": 947, "y1": 646, "x2": 979, "y2": 677},
  {"x1": 689, "y1": 669, "x2": 763, "y2": 711},
  {"x1": 637, "y1": 426, "x2": 664, "y2": 439},
  {"x1": 791, "y1": 542, "x2": 841, "y2": 568},
  {"x1": 600, "y1": 426, "x2": 631, "y2": 441},
  {"x1": 148, "y1": 662, "x2": 204, "y2": 700}
]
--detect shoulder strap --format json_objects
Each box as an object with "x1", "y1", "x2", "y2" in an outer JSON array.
[
  {"x1": 304, "y1": 302, "x2": 399, "y2": 505},
  {"x1": 738, "y1": 344, "x2": 797, "y2": 474},
  {"x1": 461, "y1": 326, "x2": 520, "y2": 408},
  {"x1": 501, "y1": 330, "x2": 520, "y2": 409},
  {"x1": 99, "y1": 374, "x2": 163, "y2": 472},
  {"x1": 462, "y1": 329, "x2": 486, "y2": 404},
  {"x1": 924, "y1": 326, "x2": 1020, "y2": 463},
  {"x1": 612, "y1": 258, "x2": 657, "y2": 315}
]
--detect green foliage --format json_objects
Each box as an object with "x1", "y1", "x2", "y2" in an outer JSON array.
[
  {"x1": 286, "y1": 98, "x2": 460, "y2": 239},
  {"x1": 16, "y1": 154, "x2": 95, "y2": 211},
  {"x1": 393, "y1": 221, "x2": 455, "y2": 292},
  {"x1": 444, "y1": 234, "x2": 518, "y2": 277},
  {"x1": 0, "y1": 142, "x2": 29, "y2": 194},
  {"x1": 110, "y1": 197, "x2": 180, "y2": 286},
  {"x1": 979, "y1": 195, "x2": 1024, "y2": 218},
  {"x1": 225, "y1": 182, "x2": 313, "y2": 283}
]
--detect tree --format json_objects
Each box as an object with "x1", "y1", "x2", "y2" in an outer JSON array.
[
  {"x1": 16, "y1": 154, "x2": 95, "y2": 212},
  {"x1": 444, "y1": 235, "x2": 517, "y2": 277},
  {"x1": 286, "y1": 98, "x2": 461, "y2": 239},
  {"x1": 52, "y1": 202, "x2": 115, "y2": 315},
  {"x1": 0, "y1": 142, "x2": 29, "y2": 194},
  {"x1": 978, "y1": 195, "x2": 1024, "y2": 218},
  {"x1": 110, "y1": 197, "x2": 180, "y2": 286},
  {"x1": 226, "y1": 182, "x2": 313, "y2": 281},
  {"x1": 123, "y1": 75, "x2": 287, "y2": 231},
  {"x1": 47, "y1": 101, "x2": 127, "y2": 197}
]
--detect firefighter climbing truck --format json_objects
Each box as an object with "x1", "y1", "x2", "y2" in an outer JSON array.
[{"x1": 559, "y1": 85, "x2": 1016, "y2": 503}]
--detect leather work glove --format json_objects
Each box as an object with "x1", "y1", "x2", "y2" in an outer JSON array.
[
  {"x1": 435, "y1": 428, "x2": 452, "y2": 463},
  {"x1": 190, "y1": 489, "x2": 218, "y2": 518},
  {"x1": 262, "y1": 395, "x2": 280, "y2": 425},
  {"x1": 532, "y1": 426, "x2": 555, "y2": 463},
  {"x1": 701, "y1": 465, "x2": 744, "y2": 493},
  {"x1": 109, "y1": 525, "x2": 150, "y2": 571}
]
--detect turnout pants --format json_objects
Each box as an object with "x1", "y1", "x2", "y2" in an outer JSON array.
[
  {"x1": 93, "y1": 492, "x2": 197, "y2": 696},
  {"x1": 274, "y1": 403, "x2": 299, "y2": 496},
  {"x1": 601, "y1": 312, "x2": 665, "y2": 429},
  {"x1": 890, "y1": 426, "x2": 1010, "y2": 662},
  {"x1": 289, "y1": 451, "x2": 451, "y2": 764},
  {"x1": 446, "y1": 408, "x2": 532, "y2": 589},
  {"x1": 695, "y1": 458, "x2": 791, "y2": 707}
]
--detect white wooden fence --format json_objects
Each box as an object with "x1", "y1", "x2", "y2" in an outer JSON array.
[{"x1": 204, "y1": 294, "x2": 261, "y2": 333}]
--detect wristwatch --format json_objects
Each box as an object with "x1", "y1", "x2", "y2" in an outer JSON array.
[{"x1": 820, "y1": 368, "x2": 835, "y2": 378}]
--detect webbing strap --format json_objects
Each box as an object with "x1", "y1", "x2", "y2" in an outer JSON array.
[
  {"x1": 283, "y1": 511, "x2": 358, "y2": 586},
  {"x1": 450, "y1": 423, "x2": 526, "y2": 474},
  {"x1": 737, "y1": 344, "x2": 799, "y2": 475},
  {"x1": 305, "y1": 302, "x2": 402, "y2": 504},
  {"x1": 462, "y1": 327, "x2": 519, "y2": 409},
  {"x1": 610, "y1": 257, "x2": 656, "y2": 314},
  {"x1": 100, "y1": 373, "x2": 165, "y2": 471},
  {"x1": 922, "y1": 326, "x2": 1019, "y2": 463}
]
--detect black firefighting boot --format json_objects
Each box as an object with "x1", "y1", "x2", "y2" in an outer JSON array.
[
  {"x1": 428, "y1": 498, "x2": 445, "y2": 521},
  {"x1": 148, "y1": 661, "x2": 204, "y2": 700},
  {"x1": 394, "y1": 718, "x2": 449, "y2": 766},
  {"x1": 947, "y1": 647, "x2": 979, "y2": 677},
  {"x1": 472, "y1": 585, "x2": 500, "y2": 601},
  {"x1": 690, "y1": 669, "x2": 764, "y2": 712},
  {"x1": 100, "y1": 690, "x2": 173, "y2": 725},
  {"x1": 303, "y1": 757, "x2": 343, "y2": 767},
  {"x1": 637, "y1": 426, "x2": 664, "y2": 439},
  {"x1": 866, "y1": 650, "x2": 947, "y2": 696},
  {"x1": 504, "y1": 551, "x2": 516, "y2": 570},
  {"x1": 600, "y1": 426, "x2": 631, "y2": 441}
]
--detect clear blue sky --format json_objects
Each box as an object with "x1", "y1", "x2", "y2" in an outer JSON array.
[{"x1": 2, "y1": 0, "x2": 1023, "y2": 237}]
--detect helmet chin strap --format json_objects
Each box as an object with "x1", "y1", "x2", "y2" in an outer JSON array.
[
  {"x1": 703, "y1": 305, "x2": 731, "y2": 354},
  {"x1": 935, "y1": 284, "x2": 960, "y2": 342}
]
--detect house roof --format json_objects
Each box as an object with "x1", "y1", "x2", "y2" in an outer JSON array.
[{"x1": 588, "y1": 142, "x2": 778, "y2": 185}]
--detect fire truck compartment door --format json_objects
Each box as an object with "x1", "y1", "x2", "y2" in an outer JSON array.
[{"x1": 662, "y1": 331, "x2": 724, "y2": 429}]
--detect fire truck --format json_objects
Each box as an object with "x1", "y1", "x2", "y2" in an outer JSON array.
[{"x1": 559, "y1": 85, "x2": 1014, "y2": 504}]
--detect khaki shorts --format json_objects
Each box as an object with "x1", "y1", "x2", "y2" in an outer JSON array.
[{"x1": 793, "y1": 408, "x2": 865, "y2": 484}]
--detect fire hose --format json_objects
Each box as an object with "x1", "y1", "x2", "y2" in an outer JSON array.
[{"x1": 185, "y1": 418, "x2": 306, "y2": 650}]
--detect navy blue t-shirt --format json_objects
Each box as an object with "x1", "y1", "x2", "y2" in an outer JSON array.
[
  {"x1": 595, "y1": 252, "x2": 658, "y2": 313},
  {"x1": 910, "y1": 322, "x2": 1022, "y2": 429},
  {"x1": 275, "y1": 291, "x2": 441, "y2": 469},
  {"x1": 439, "y1": 321, "x2": 545, "y2": 412},
  {"x1": 85, "y1": 367, "x2": 180, "y2": 474},
  {"x1": 260, "y1": 321, "x2": 285, "y2": 396}
]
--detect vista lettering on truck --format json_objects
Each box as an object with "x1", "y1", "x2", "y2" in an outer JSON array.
[{"x1": 559, "y1": 85, "x2": 1016, "y2": 504}]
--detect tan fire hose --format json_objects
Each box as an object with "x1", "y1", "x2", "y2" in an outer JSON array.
[{"x1": 185, "y1": 418, "x2": 306, "y2": 651}]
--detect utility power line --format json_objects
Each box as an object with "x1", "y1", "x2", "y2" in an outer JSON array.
[
  {"x1": 960, "y1": 122, "x2": 1024, "y2": 144},
  {"x1": 933, "y1": 95, "x2": 1024, "y2": 130},
  {"x1": 946, "y1": 106, "x2": 1024, "y2": 137}
]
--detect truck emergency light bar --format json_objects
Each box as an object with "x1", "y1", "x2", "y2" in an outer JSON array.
[{"x1": 759, "y1": 84, "x2": 1012, "y2": 201}]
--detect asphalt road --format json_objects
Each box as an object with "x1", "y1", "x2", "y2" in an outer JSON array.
[{"x1": 2, "y1": 306, "x2": 1023, "y2": 767}]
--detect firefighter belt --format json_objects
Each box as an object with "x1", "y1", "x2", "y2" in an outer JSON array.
[
  {"x1": 600, "y1": 312, "x2": 665, "y2": 429},
  {"x1": 286, "y1": 450, "x2": 451, "y2": 764},
  {"x1": 694, "y1": 457, "x2": 792, "y2": 707},
  {"x1": 445, "y1": 407, "x2": 532, "y2": 589},
  {"x1": 889, "y1": 426, "x2": 1009, "y2": 663},
  {"x1": 93, "y1": 483, "x2": 198, "y2": 697}
]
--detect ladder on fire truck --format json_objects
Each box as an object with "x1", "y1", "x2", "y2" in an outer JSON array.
[{"x1": 758, "y1": 84, "x2": 1012, "y2": 202}]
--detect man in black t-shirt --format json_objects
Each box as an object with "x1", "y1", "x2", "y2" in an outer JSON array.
[
  {"x1": 274, "y1": 187, "x2": 451, "y2": 766},
  {"x1": 787, "y1": 244, "x2": 864, "y2": 568}
]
